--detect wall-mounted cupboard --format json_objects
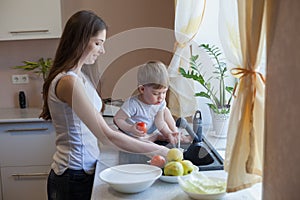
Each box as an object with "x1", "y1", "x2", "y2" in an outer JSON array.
[{"x1": 0, "y1": 0, "x2": 62, "y2": 41}]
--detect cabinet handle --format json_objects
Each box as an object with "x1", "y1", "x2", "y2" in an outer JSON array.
[
  {"x1": 10, "y1": 29, "x2": 49, "y2": 34},
  {"x1": 12, "y1": 172, "x2": 48, "y2": 179},
  {"x1": 5, "y1": 128, "x2": 49, "y2": 132}
]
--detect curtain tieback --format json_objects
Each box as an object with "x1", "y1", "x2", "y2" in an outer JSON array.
[
  {"x1": 231, "y1": 67, "x2": 265, "y2": 83},
  {"x1": 231, "y1": 67, "x2": 265, "y2": 176}
]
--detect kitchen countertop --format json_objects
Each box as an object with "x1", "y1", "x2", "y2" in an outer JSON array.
[
  {"x1": 0, "y1": 107, "x2": 44, "y2": 123},
  {"x1": 91, "y1": 160, "x2": 262, "y2": 200},
  {"x1": 92, "y1": 113, "x2": 262, "y2": 199},
  {"x1": 0, "y1": 104, "x2": 120, "y2": 123}
]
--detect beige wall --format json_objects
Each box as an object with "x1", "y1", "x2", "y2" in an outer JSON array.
[
  {"x1": 0, "y1": 0, "x2": 174, "y2": 108},
  {"x1": 264, "y1": 0, "x2": 300, "y2": 199}
]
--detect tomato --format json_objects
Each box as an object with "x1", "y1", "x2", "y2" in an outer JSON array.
[
  {"x1": 136, "y1": 122, "x2": 147, "y2": 133},
  {"x1": 150, "y1": 155, "x2": 166, "y2": 168}
]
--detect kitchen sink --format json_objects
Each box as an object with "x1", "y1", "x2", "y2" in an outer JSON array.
[
  {"x1": 185, "y1": 135, "x2": 224, "y2": 171},
  {"x1": 118, "y1": 135, "x2": 224, "y2": 171}
]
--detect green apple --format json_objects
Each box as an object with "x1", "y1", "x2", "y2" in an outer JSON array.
[
  {"x1": 163, "y1": 161, "x2": 184, "y2": 176},
  {"x1": 180, "y1": 160, "x2": 195, "y2": 175},
  {"x1": 166, "y1": 148, "x2": 183, "y2": 162}
]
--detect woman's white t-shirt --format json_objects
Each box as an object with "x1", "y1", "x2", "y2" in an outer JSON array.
[{"x1": 48, "y1": 71, "x2": 102, "y2": 175}]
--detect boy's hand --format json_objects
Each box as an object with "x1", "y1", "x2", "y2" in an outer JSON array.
[
  {"x1": 167, "y1": 132, "x2": 179, "y2": 145},
  {"x1": 130, "y1": 122, "x2": 147, "y2": 137},
  {"x1": 136, "y1": 122, "x2": 147, "y2": 133}
]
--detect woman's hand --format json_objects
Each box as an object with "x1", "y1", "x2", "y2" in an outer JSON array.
[{"x1": 167, "y1": 132, "x2": 179, "y2": 145}]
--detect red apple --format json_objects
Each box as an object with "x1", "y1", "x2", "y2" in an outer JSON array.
[
  {"x1": 150, "y1": 155, "x2": 166, "y2": 168},
  {"x1": 136, "y1": 122, "x2": 147, "y2": 133}
]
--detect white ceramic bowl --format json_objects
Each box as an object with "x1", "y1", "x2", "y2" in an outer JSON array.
[
  {"x1": 159, "y1": 165, "x2": 199, "y2": 183},
  {"x1": 178, "y1": 172, "x2": 226, "y2": 200},
  {"x1": 99, "y1": 164, "x2": 162, "y2": 193}
]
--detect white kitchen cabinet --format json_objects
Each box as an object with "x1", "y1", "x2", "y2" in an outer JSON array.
[
  {"x1": 0, "y1": 121, "x2": 55, "y2": 200},
  {"x1": 0, "y1": 121, "x2": 55, "y2": 166},
  {"x1": 1, "y1": 166, "x2": 49, "y2": 200},
  {"x1": 0, "y1": 0, "x2": 62, "y2": 41}
]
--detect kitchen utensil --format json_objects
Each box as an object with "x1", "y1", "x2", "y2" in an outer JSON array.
[
  {"x1": 159, "y1": 165, "x2": 199, "y2": 183},
  {"x1": 176, "y1": 112, "x2": 214, "y2": 166},
  {"x1": 99, "y1": 164, "x2": 161, "y2": 193},
  {"x1": 178, "y1": 172, "x2": 226, "y2": 200}
]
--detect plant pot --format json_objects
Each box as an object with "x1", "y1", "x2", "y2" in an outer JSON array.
[{"x1": 209, "y1": 108, "x2": 230, "y2": 138}]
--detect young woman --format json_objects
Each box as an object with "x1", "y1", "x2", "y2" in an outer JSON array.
[{"x1": 40, "y1": 10, "x2": 169, "y2": 200}]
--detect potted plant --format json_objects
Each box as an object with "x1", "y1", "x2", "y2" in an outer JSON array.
[
  {"x1": 179, "y1": 44, "x2": 235, "y2": 137},
  {"x1": 13, "y1": 57, "x2": 53, "y2": 81}
]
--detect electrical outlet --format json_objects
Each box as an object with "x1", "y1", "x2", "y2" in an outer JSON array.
[{"x1": 12, "y1": 74, "x2": 29, "y2": 84}]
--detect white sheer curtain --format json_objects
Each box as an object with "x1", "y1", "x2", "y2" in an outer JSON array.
[
  {"x1": 219, "y1": 0, "x2": 267, "y2": 192},
  {"x1": 167, "y1": 0, "x2": 206, "y2": 118}
]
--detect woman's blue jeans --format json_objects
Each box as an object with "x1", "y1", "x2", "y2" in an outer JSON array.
[{"x1": 47, "y1": 169, "x2": 95, "y2": 200}]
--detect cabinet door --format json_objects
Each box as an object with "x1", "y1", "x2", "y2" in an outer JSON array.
[
  {"x1": 0, "y1": 0, "x2": 62, "y2": 41},
  {"x1": 0, "y1": 121, "x2": 55, "y2": 167},
  {"x1": 1, "y1": 166, "x2": 49, "y2": 200}
]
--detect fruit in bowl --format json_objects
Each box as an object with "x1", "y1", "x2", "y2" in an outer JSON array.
[
  {"x1": 166, "y1": 148, "x2": 184, "y2": 162},
  {"x1": 150, "y1": 155, "x2": 166, "y2": 168},
  {"x1": 151, "y1": 148, "x2": 198, "y2": 183},
  {"x1": 164, "y1": 161, "x2": 184, "y2": 176},
  {"x1": 180, "y1": 160, "x2": 195, "y2": 175}
]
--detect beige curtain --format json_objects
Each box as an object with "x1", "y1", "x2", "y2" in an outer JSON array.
[
  {"x1": 219, "y1": 0, "x2": 267, "y2": 192},
  {"x1": 167, "y1": 0, "x2": 206, "y2": 118}
]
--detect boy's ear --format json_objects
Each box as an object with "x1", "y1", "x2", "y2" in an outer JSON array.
[{"x1": 138, "y1": 85, "x2": 145, "y2": 94}]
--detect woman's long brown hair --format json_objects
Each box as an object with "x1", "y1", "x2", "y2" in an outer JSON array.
[{"x1": 39, "y1": 10, "x2": 107, "y2": 120}]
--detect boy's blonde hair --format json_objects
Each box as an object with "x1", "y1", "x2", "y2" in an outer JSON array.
[{"x1": 137, "y1": 61, "x2": 169, "y2": 88}]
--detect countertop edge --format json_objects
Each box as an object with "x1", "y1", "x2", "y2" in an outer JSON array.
[
  {"x1": 0, "y1": 108, "x2": 44, "y2": 123},
  {"x1": 0, "y1": 118, "x2": 45, "y2": 123}
]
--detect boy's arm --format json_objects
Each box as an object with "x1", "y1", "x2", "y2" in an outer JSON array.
[
  {"x1": 155, "y1": 110, "x2": 178, "y2": 144},
  {"x1": 154, "y1": 110, "x2": 177, "y2": 135},
  {"x1": 113, "y1": 109, "x2": 145, "y2": 137},
  {"x1": 164, "y1": 107, "x2": 178, "y2": 132}
]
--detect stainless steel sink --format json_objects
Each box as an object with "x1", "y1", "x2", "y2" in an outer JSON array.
[{"x1": 118, "y1": 135, "x2": 224, "y2": 171}]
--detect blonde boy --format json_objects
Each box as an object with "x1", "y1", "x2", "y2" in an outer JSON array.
[{"x1": 114, "y1": 61, "x2": 190, "y2": 145}]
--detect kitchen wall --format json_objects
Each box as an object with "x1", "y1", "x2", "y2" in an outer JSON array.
[
  {"x1": 0, "y1": 39, "x2": 58, "y2": 108},
  {"x1": 0, "y1": 0, "x2": 174, "y2": 108}
]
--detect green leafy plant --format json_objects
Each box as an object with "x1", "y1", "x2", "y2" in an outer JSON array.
[
  {"x1": 179, "y1": 44, "x2": 234, "y2": 114},
  {"x1": 13, "y1": 57, "x2": 53, "y2": 81}
]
